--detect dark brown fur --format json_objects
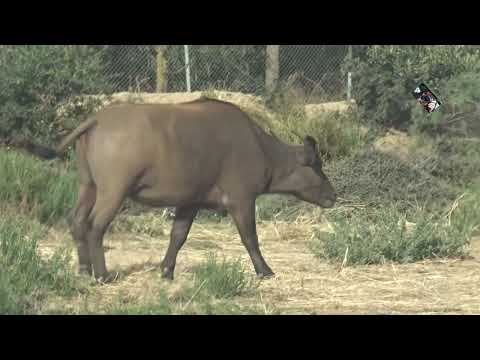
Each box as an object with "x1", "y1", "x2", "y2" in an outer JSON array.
[{"x1": 15, "y1": 98, "x2": 336, "y2": 282}]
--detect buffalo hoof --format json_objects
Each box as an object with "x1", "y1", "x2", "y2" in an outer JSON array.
[
  {"x1": 78, "y1": 264, "x2": 92, "y2": 276},
  {"x1": 161, "y1": 267, "x2": 174, "y2": 281},
  {"x1": 257, "y1": 271, "x2": 275, "y2": 280},
  {"x1": 95, "y1": 271, "x2": 119, "y2": 285}
]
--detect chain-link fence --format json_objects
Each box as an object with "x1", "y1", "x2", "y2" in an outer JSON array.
[{"x1": 100, "y1": 45, "x2": 355, "y2": 102}]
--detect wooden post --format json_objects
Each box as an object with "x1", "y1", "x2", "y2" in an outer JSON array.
[
  {"x1": 265, "y1": 45, "x2": 280, "y2": 94},
  {"x1": 155, "y1": 45, "x2": 168, "y2": 93}
]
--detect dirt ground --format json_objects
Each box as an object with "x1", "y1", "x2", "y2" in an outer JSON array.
[{"x1": 39, "y1": 220, "x2": 480, "y2": 315}]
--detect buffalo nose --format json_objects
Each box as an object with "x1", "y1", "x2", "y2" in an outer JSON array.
[
  {"x1": 323, "y1": 199, "x2": 335, "y2": 208},
  {"x1": 322, "y1": 194, "x2": 337, "y2": 208}
]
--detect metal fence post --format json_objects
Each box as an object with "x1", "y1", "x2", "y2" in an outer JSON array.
[
  {"x1": 184, "y1": 45, "x2": 191, "y2": 92},
  {"x1": 347, "y1": 45, "x2": 353, "y2": 101}
]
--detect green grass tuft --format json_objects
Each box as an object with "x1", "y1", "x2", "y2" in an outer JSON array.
[
  {"x1": 106, "y1": 290, "x2": 173, "y2": 315},
  {"x1": 0, "y1": 213, "x2": 80, "y2": 314},
  {"x1": 190, "y1": 253, "x2": 259, "y2": 299}
]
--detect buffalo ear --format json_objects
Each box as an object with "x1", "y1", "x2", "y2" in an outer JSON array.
[{"x1": 302, "y1": 136, "x2": 318, "y2": 166}]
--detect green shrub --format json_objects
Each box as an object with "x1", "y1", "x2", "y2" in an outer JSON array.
[
  {"x1": 0, "y1": 45, "x2": 111, "y2": 144},
  {"x1": 313, "y1": 133, "x2": 480, "y2": 265},
  {"x1": 245, "y1": 104, "x2": 368, "y2": 160},
  {"x1": 274, "y1": 109, "x2": 369, "y2": 160},
  {"x1": 312, "y1": 203, "x2": 473, "y2": 266},
  {"x1": 0, "y1": 213, "x2": 79, "y2": 314},
  {"x1": 411, "y1": 71, "x2": 480, "y2": 135},
  {"x1": 324, "y1": 147, "x2": 459, "y2": 213},
  {"x1": 0, "y1": 149, "x2": 77, "y2": 224},
  {"x1": 448, "y1": 183, "x2": 480, "y2": 238},
  {"x1": 349, "y1": 45, "x2": 480, "y2": 128},
  {"x1": 432, "y1": 137, "x2": 480, "y2": 187}
]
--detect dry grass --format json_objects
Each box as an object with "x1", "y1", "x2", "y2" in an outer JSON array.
[
  {"x1": 373, "y1": 129, "x2": 414, "y2": 162},
  {"x1": 304, "y1": 100, "x2": 357, "y2": 118},
  {"x1": 38, "y1": 218, "x2": 480, "y2": 315},
  {"x1": 57, "y1": 91, "x2": 355, "y2": 125}
]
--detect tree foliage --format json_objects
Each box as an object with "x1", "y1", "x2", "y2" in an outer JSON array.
[{"x1": 0, "y1": 45, "x2": 112, "y2": 143}]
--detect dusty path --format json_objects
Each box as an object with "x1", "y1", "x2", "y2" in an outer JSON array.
[{"x1": 40, "y1": 221, "x2": 480, "y2": 315}]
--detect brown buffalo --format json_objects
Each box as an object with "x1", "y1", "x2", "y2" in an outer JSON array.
[{"x1": 15, "y1": 98, "x2": 336, "y2": 282}]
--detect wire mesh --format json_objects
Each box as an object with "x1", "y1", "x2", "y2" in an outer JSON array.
[{"x1": 101, "y1": 45, "x2": 352, "y2": 101}]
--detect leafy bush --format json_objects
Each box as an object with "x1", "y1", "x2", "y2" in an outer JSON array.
[
  {"x1": 313, "y1": 141, "x2": 480, "y2": 265},
  {"x1": 0, "y1": 45, "x2": 111, "y2": 144},
  {"x1": 432, "y1": 137, "x2": 480, "y2": 187},
  {"x1": 0, "y1": 149, "x2": 77, "y2": 224},
  {"x1": 244, "y1": 101, "x2": 369, "y2": 161},
  {"x1": 312, "y1": 201, "x2": 474, "y2": 265},
  {"x1": 448, "y1": 183, "x2": 480, "y2": 237},
  {"x1": 274, "y1": 109, "x2": 369, "y2": 160},
  {"x1": 411, "y1": 71, "x2": 480, "y2": 135},
  {"x1": 349, "y1": 45, "x2": 480, "y2": 128},
  {"x1": 324, "y1": 147, "x2": 459, "y2": 213}
]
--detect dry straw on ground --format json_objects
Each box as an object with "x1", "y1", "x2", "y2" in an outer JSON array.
[{"x1": 39, "y1": 213, "x2": 480, "y2": 314}]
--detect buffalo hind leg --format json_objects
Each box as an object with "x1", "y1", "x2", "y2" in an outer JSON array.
[
  {"x1": 228, "y1": 199, "x2": 274, "y2": 278},
  {"x1": 86, "y1": 188, "x2": 125, "y2": 283},
  {"x1": 161, "y1": 206, "x2": 198, "y2": 280},
  {"x1": 68, "y1": 135, "x2": 97, "y2": 275},
  {"x1": 68, "y1": 183, "x2": 96, "y2": 275}
]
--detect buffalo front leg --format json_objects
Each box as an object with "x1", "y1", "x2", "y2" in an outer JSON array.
[
  {"x1": 161, "y1": 206, "x2": 198, "y2": 280},
  {"x1": 228, "y1": 199, "x2": 274, "y2": 278},
  {"x1": 68, "y1": 183, "x2": 96, "y2": 275}
]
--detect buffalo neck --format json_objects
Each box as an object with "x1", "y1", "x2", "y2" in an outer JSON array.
[{"x1": 259, "y1": 132, "x2": 299, "y2": 194}]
